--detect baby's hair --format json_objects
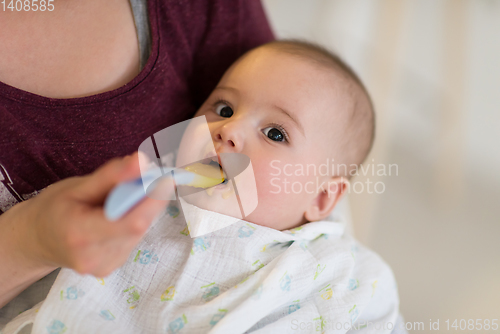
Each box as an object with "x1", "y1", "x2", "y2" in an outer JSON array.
[{"x1": 257, "y1": 39, "x2": 375, "y2": 178}]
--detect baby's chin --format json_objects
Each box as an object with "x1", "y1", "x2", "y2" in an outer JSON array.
[
  {"x1": 242, "y1": 207, "x2": 306, "y2": 231},
  {"x1": 177, "y1": 183, "x2": 241, "y2": 217},
  {"x1": 177, "y1": 187, "x2": 305, "y2": 231}
]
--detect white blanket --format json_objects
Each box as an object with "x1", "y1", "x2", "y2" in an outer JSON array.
[{"x1": 3, "y1": 200, "x2": 399, "y2": 334}]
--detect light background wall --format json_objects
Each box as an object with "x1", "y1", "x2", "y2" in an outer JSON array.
[{"x1": 262, "y1": 0, "x2": 500, "y2": 332}]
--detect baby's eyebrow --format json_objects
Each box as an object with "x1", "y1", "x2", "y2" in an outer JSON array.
[
  {"x1": 272, "y1": 105, "x2": 305, "y2": 137},
  {"x1": 214, "y1": 86, "x2": 239, "y2": 96}
]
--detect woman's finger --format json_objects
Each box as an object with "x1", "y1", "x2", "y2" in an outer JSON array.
[
  {"x1": 72, "y1": 152, "x2": 142, "y2": 205},
  {"x1": 120, "y1": 177, "x2": 175, "y2": 235}
]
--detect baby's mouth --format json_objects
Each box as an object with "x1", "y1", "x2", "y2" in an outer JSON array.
[
  {"x1": 180, "y1": 154, "x2": 228, "y2": 190},
  {"x1": 198, "y1": 156, "x2": 228, "y2": 185}
]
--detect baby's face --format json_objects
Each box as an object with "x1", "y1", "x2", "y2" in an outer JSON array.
[{"x1": 192, "y1": 47, "x2": 350, "y2": 230}]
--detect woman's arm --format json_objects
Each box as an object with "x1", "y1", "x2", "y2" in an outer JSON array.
[
  {"x1": 0, "y1": 208, "x2": 57, "y2": 308},
  {"x1": 0, "y1": 153, "x2": 170, "y2": 308}
]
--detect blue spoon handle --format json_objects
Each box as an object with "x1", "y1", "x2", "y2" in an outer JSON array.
[{"x1": 104, "y1": 168, "x2": 194, "y2": 221}]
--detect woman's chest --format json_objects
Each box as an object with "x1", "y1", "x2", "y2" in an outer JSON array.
[{"x1": 0, "y1": 0, "x2": 139, "y2": 98}]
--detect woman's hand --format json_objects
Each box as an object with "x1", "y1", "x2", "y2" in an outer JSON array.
[{"x1": 0, "y1": 153, "x2": 170, "y2": 307}]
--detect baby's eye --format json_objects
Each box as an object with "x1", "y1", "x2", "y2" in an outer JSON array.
[
  {"x1": 215, "y1": 103, "x2": 233, "y2": 118},
  {"x1": 263, "y1": 127, "x2": 285, "y2": 142}
]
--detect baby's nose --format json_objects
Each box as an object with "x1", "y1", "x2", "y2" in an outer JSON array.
[
  {"x1": 215, "y1": 133, "x2": 235, "y2": 147},
  {"x1": 214, "y1": 122, "x2": 244, "y2": 151}
]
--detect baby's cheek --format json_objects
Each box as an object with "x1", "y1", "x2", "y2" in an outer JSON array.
[
  {"x1": 246, "y1": 161, "x2": 315, "y2": 229},
  {"x1": 256, "y1": 160, "x2": 316, "y2": 196}
]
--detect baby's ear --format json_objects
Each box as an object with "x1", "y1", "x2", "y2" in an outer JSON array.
[{"x1": 304, "y1": 177, "x2": 349, "y2": 222}]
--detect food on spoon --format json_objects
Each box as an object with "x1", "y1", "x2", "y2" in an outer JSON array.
[{"x1": 183, "y1": 161, "x2": 225, "y2": 188}]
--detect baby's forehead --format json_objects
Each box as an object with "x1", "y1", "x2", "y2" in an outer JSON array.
[
  {"x1": 250, "y1": 47, "x2": 354, "y2": 97},
  {"x1": 264, "y1": 47, "x2": 356, "y2": 107},
  {"x1": 231, "y1": 46, "x2": 351, "y2": 91},
  {"x1": 258, "y1": 45, "x2": 348, "y2": 76},
  {"x1": 225, "y1": 45, "x2": 356, "y2": 126}
]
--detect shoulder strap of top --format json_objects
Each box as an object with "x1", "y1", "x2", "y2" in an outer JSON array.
[{"x1": 129, "y1": 0, "x2": 152, "y2": 71}]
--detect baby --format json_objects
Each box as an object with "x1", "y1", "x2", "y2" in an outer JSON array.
[
  {"x1": 177, "y1": 39, "x2": 374, "y2": 231},
  {"x1": 4, "y1": 41, "x2": 400, "y2": 334}
]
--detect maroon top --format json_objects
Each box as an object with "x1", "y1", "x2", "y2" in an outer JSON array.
[{"x1": 0, "y1": 0, "x2": 274, "y2": 214}]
